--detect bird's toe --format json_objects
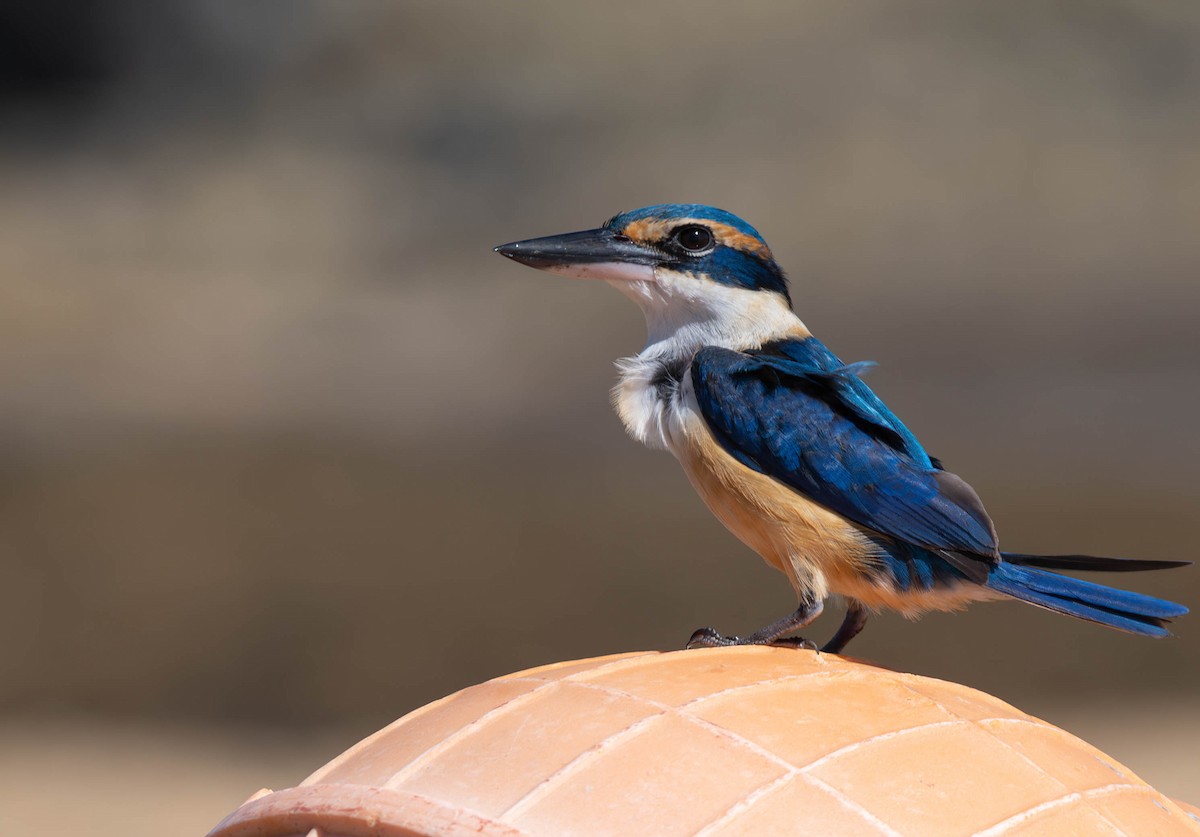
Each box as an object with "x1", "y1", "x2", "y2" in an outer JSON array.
[
  {"x1": 769, "y1": 636, "x2": 819, "y2": 651},
  {"x1": 686, "y1": 627, "x2": 739, "y2": 649}
]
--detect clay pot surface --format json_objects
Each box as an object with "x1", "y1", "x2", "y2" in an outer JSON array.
[{"x1": 210, "y1": 648, "x2": 1200, "y2": 836}]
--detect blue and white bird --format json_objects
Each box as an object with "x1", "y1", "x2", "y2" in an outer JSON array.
[{"x1": 495, "y1": 204, "x2": 1188, "y2": 653}]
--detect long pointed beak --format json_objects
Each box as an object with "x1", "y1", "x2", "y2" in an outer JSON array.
[{"x1": 494, "y1": 227, "x2": 667, "y2": 281}]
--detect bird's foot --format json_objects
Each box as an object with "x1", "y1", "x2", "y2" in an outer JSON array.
[
  {"x1": 685, "y1": 627, "x2": 738, "y2": 648},
  {"x1": 685, "y1": 627, "x2": 817, "y2": 651},
  {"x1": 770, "y1": 636, "x2": 820, "y2": 651}
]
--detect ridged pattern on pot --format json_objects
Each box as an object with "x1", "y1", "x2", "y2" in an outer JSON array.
[{"x1": 213, "y1": 649, "x2": 1200, "y2": 837}]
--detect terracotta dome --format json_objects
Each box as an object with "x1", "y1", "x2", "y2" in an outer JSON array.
[{"x1": 209, "y1": 648, "x2": 1200, "y2": 836}]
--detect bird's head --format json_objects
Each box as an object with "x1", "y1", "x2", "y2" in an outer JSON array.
[{"x1": 496, "y1": 204, "x2": 803, "y2": 349}]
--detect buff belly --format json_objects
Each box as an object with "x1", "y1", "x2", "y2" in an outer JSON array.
[
  {"x1": 669, "y1": 410, "x2": 878, "y2": 604},
  {"x1": 668, "y1": 410, "x2": 999, "y2": 616}
]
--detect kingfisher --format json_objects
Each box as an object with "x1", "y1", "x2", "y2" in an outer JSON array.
[{"x1": 494, "y1": 204, "x2": 1188, "y2": 653}]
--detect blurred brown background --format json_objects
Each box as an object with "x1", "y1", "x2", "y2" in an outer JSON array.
[{"x1": 0, "y1": 1, "x2": 1197, "y2": 833}]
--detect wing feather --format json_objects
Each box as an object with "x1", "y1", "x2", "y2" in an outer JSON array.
[{"x1": 690, "y1": 341, "x2": 998, "y2": 566}]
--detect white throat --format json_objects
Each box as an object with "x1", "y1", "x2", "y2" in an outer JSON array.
[{"x1": 610, "y1": 269, "x2": 806, "y2": 358}]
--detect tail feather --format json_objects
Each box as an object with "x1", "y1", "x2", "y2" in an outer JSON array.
[
  {"x1": 987, "y1": 562, "x2": 1188, "y2": 638},
  {"x1": 1002, "y1": 552, "x2": 1191, "y2": 573}
]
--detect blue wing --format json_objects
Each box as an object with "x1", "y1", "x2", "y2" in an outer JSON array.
[{"x1": 690, "y1": 338, "x2": 999, "y2": 579}]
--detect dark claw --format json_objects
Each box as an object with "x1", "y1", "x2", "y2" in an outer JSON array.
[
  {"x1": 686, "y1": 603, "x2": 826, "y2": 653},
  {"x1": 686, "y1": 627, "x2": 816, "y2": 651},
  {"x1": 686, "y1": 627, "x2": 740, "y2": 648}
]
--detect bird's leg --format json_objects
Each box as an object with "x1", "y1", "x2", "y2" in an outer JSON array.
[
  {"x1": 820, "y1": 601, "x2": 868, "y2": 654},
  {"x1": 686, "y1": 600, "x2": 823, "y2": 651}
]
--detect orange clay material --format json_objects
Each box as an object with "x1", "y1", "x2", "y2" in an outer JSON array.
[{"x1": 209, "y1": 648, "x2": 1200, "y2": 837}]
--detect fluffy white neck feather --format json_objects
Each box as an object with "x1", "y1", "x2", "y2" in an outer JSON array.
[{"x1": 609, "y1": 269, "x2": 809, "y2": 450}]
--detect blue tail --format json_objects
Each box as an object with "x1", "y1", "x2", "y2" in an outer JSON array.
[{"x1": 986, "y1": 562, "x2": 1189, "y2": 637}]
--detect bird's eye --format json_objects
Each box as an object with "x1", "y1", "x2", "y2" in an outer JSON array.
[{"x1": 673, "y1": 225, "x2": 714, "y2": 253}]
